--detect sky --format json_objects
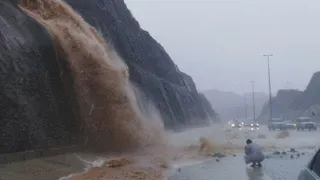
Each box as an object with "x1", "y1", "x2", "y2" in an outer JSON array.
[{"x1": 124, "y1": 0, "x2": 320, "y2": 94}]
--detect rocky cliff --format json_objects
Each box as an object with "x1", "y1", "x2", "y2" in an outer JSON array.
[
  {"x1": 258, "y1": 89, "x2": 302, "y2": 122},
  {"x1": 64, "y1": 0, "x2": 218, "y2": 128},
  {"x1": 0, "y1": 0, "x2": 216, "y2": 153},
  {"x1": 258, "y1": 72, "x2": 320, "y2": 122},
  {"x1": 0, "y1": 0, "x2": 77, "y2": 153},
  {"x1": 290, "y1": 72, "x2": 320, "y2": 110}
]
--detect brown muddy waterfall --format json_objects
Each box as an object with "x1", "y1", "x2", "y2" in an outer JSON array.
[{"x1": 19, "y1": 0, "x2": 163, "y2": 152}]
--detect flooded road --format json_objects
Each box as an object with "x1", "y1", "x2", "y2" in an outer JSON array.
[
  {"x1": 167, "y1": 125, "x2": 319, "y2": 180},
  {"x1": 168, "y1": 151, "x2": 314, "y2": 180},
  {"x1": 0, "y1": 125, "x2": 319, "y2": 180}
]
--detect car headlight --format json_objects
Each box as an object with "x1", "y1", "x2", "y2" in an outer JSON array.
[
  {"x1": 232, "y1": 124, "x2": 235, "y2": 127},
  {"x1": 251, "y1": 124, "x2": 253, "y2": 126},
  {"x1": 256, "y1": 124, "x2": 259, "y2": 126},
  {"x1": 251, "y1": 128, "x2": 254, "y2": 130}
]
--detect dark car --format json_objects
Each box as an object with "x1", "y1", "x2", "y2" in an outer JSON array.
[
  {"x1": 297, "y1": 122, "x2": 317, "y2": 131},
  {"x1": 268, "y1": 121, "x2": 286, "y2": 131},
  {"x1": 296, "y1": 117, "x2": 317, "y2": 131}
]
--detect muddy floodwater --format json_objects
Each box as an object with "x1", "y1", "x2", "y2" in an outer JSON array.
[
  {"x1": 168, "y1": 151, "x2": 314, "y2": 180},
  {"x1": 168, "y1": 126, "x2": 319, "y2": 180},
  {"x1": 0, "y1": 125, "x2": 319, "y2": 180}
]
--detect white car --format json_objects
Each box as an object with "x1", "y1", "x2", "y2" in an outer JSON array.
[{"x1": 298, "y1": 148, "x2": 320, "y2": 180}]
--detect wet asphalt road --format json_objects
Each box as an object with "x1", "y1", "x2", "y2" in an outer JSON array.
[
  {"x1": 168, "y1": 151, "x2": 315, "y2": 180},
  {"x1": 167, "y1": 125, "x2": 320, "y2": 180}
]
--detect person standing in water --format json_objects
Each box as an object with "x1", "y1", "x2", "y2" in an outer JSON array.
[{"x1": 244, "y1": 139, "x2": 265, "y2": 167}]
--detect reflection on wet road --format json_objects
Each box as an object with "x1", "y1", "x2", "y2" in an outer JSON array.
[
  {"x1": 169, "y1": 151, "x2": 315, "y2": 180},
  {"x1": 246, "y1": 167, "x2": 265, "y2": 180},
  {"x1": 167, "y1": 126, "x2": 320, "y2": 180},
  {"x1": 263, "y1": 152, "x2": 314, "y2": 180}
]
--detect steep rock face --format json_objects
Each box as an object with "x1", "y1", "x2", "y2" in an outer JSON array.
[
  {"x1": 0, "y1": 0, "x2": 216, "y2": 154},
  {"x1": 258, "y1": 89, "x2": 302, "y2": 122},
  {"x1": 64, "y1": 0, "x2": 218, "y2": 129},
  {"x1": 290, "y1": 72, "x2": 320, "y2": 110},
  {"x1": 259, "y1": 72, "x2": 320, "y2": 123},
  {"x1": 0, "y1": 1, "x2": 76, "y2": 153}
]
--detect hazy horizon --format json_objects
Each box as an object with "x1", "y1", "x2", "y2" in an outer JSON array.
[{"x1": 125, "y1": 0, "x2": 320, "y2": 94}]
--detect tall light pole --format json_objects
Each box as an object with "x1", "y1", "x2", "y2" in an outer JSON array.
[
  {"x1": 251, "y1": 81, "x2": 256, "y2": 122},
  {"x1": 244, "y1": 94, "x2": 248, "y2": 121},
  {"x1": 263, "y1": 54, "x2": 273, "y2": 123}
]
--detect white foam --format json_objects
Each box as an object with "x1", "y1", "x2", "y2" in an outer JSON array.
[{"x1": 58, "y1": 154, "x2": 108, "y2": 180}]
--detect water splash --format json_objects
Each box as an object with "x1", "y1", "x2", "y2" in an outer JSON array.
[{"x1": 19, "y1": 0, "x2": 164, "y2": 152}]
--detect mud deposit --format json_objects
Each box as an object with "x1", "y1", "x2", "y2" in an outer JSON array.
[{"x1": 1, "y1": 126, "x2": 319, "y2": 180}]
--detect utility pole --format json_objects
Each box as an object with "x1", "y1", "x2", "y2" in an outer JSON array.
[
  {"x1": 251, "y1": 81, "x2": 256, "y2": 122},
  {"x1": 244, "y1": 94, "x2": 248, "y2": 121},
  {"x1": 263, "y1": 54, "x2": 273, "y2": 123}
]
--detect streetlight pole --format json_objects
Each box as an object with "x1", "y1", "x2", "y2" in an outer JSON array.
[
  {"x1": 263, "y1": 54, "x2": 273, "y2": 123},
  {"x1": 244, "y1": 94, "x2": 248, "y2": 121},
  {"x1": 251, "y1": 81, "x2": 256, "y2": 122}
]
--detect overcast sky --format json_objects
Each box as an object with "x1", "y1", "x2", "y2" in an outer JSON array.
[{"x1": 125, "y1": 0, "x2": 320, "y2": 94}]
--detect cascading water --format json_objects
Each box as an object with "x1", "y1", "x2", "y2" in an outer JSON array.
[
  {"x1": 19, "y1": 0, "x2": 164, "y2": 153},
  {"x1": 15, "y1": 1, "x2": 277, "y2": 179}
]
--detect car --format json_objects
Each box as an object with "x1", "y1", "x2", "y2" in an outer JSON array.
[
  {"x1": 268, "y1": 121, "x2": 286, "y2": 131},
  {"x1": 281, "y1": 121, "x2": 297, "y2": 130},
  {"x1": 227, "y1": 120, "x2": 243, "y2": 129},
  {"x1": 268, "y1": 118, "x2": 287, "y2": 131},
  {"x1": 231, "y1": 122, "x2": 242, "y2": 128},
  {"x1": 297, "y1": 120, "x2": 318, "y2": 131},
  {"x1": 244, "y1": 122, "x2": 259, "y2": 127},
  {"x1": 244, "y1": 122, "x2": 260, "y2": 131},
  {"x1": 296, "y1": 117, "x2": 317, "y2": 131},
  {"x1": 297, "y1": 122, "x2": 317, "y2": 131},
  {"x1": 298, "y1": 148, "x2": 320, "y2": 180}
]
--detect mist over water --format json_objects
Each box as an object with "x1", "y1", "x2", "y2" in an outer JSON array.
[
  {"x1": 166, "y1": 125, "x2": 320, "y2": 163},
  {"x1": 13, "y1": 1, "x2": 320, "y2": 179}
]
